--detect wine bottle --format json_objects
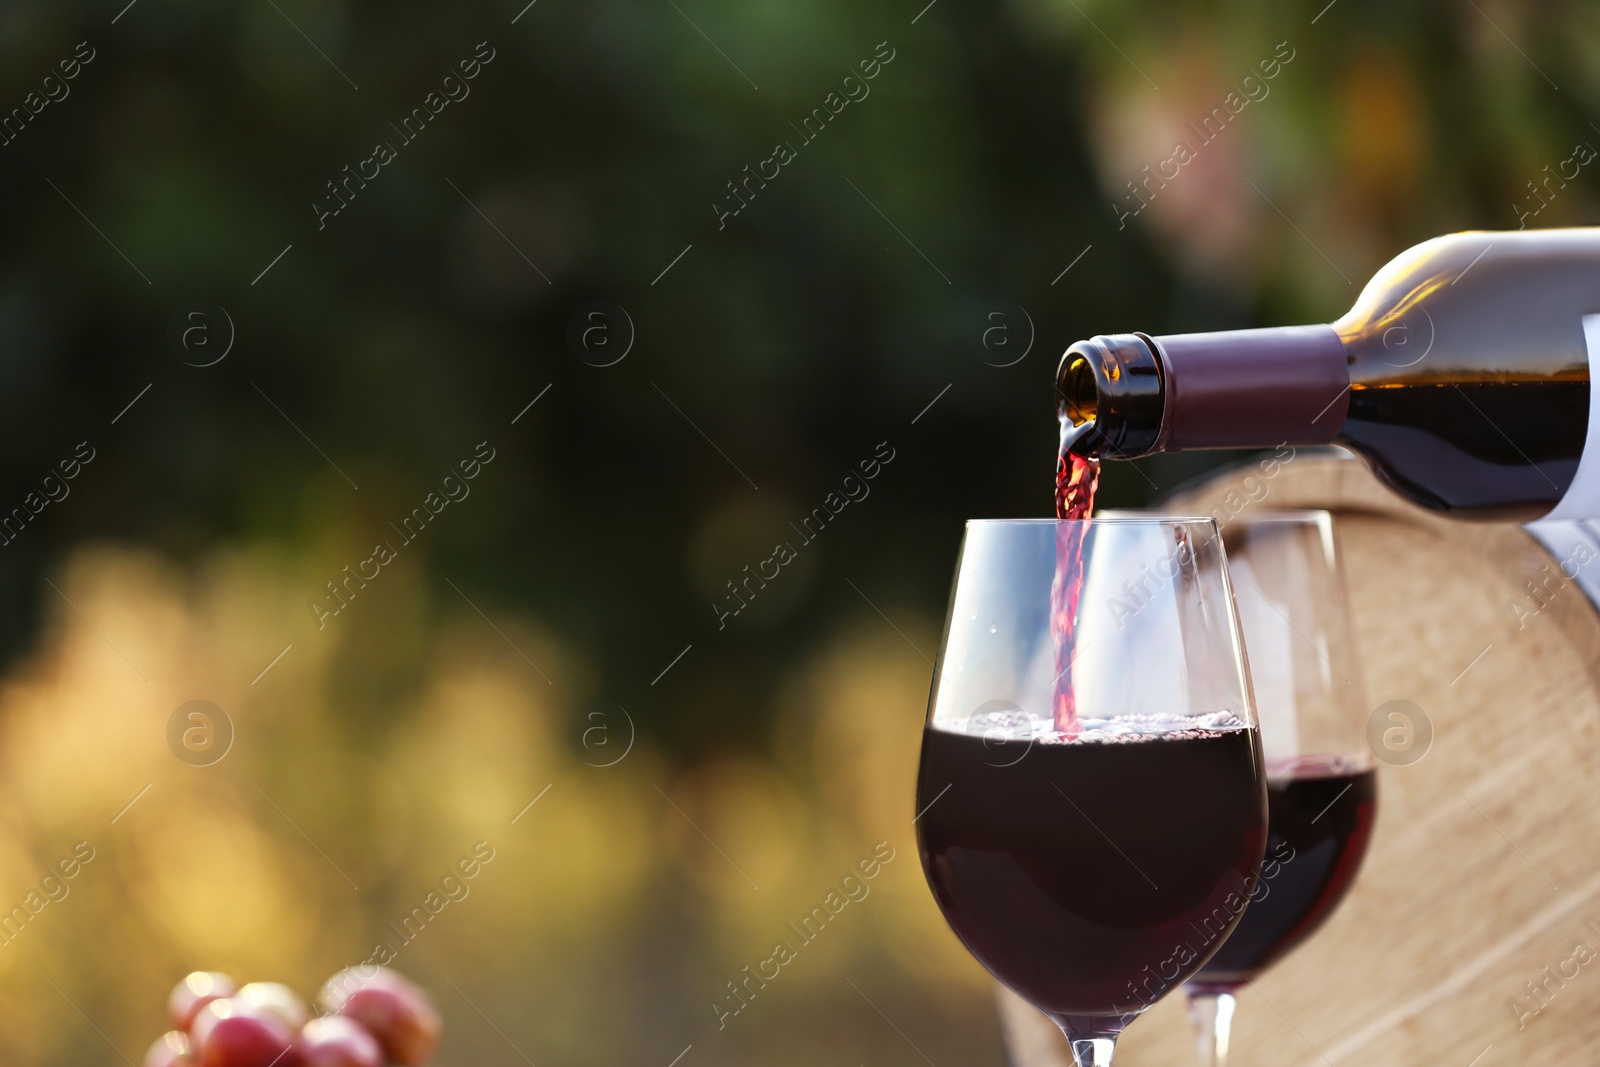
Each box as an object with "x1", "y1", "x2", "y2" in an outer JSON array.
[{"x1": 1057, "y1": 227, "x2": 1600, "y2": 520}]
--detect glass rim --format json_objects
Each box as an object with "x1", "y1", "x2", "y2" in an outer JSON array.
[
  {"x1": 1094, "y1": 507, "x2": 1333, "y2": 525},
  {"x1": 963, "y1": 516, "x2": 1222, "y2": 528},
  {"x1": 1214, "y1": 507, "x2": 1333, "y2": 525}
]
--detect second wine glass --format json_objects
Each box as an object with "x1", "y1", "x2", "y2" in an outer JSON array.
[{"x1": 1184, "y1": 510, "x2": 1379, "y2": 1066}]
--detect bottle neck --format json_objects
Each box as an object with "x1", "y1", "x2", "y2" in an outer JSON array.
[{"x1": 1057, "y1": 326, "x2": 1350, "y2": 457}]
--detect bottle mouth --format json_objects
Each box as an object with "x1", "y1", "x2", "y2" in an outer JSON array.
[
  {"x1": 1055, "y1": 334, "x2": 1165, "y2": 458},
  {"x1": 1059, "y1": 352, "x2": 1099, "y2": 427}
]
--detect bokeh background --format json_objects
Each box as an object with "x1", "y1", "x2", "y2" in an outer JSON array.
[{"x1": 0, "y1": 0, "x2": 1590, "y2": 1063}]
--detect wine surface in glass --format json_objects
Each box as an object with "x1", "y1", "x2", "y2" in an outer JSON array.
[
  {"x1": 1188, "y1": 758, "x2": 1377, "y2": 989},
  {"x1": 916, "y1": 720, "x2": 1267, "y2": 1033}
]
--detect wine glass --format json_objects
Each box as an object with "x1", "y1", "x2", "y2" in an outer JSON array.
[
  {"x1": 915, "y1": 518, "x2": 1267, "y2": 1067},
  {"x1": 1184, "y1": 510, "x2": 1378, "y2": 1066}
]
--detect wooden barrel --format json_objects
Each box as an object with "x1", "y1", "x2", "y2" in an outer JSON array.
[{"x1": 999, "y1": 449, "x2": 1600, "y2": 1067}]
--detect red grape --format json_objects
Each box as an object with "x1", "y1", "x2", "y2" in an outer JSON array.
[
  {"x1": 197, "y1": 1010, "x2": 302, "y2": 1067},
  {"x1": 301, "y1": 1016, "x2": 382, "y2": 1067},
  {"x1": 236, "y1": 982, "x2": 308, "y2": 1033},
  {"x1": 143, "y1": 1031, "x2": 193, "y2": 1067},
  {"x1": 169, "y1": 972, "x2": 237, "y2": 1032},
  {"x1": 319, "y1": 968, "x2": 440, "y2": 1066},
  {"x1": 188, "y1": 1000, "x2": 230, "y2": 1050}
]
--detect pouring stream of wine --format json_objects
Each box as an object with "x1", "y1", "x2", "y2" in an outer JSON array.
[{"x1": 1052, "y1": 417, "x2": 1101, "y2": 735}]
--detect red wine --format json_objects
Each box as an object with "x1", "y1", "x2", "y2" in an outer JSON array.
[
  {"x1": 1055, "y1": 228, "x2": 1600, "y2": 520},
  {"x1": 1055, "y1": 434, "x2": 1101, "y2": 522},
  {"x1": 1188, "y1": 758, "x2": 1377, "y2": 989},
  {"x1": 1341, "y1": 379, "x2": 1585, "y2": 518},
  {"x1": 1052, "y1": 420, "x2": 1100, "y2": 734},
  {"x1": 916, "y1": 719, "x2": 1267, "y2": 1034}
]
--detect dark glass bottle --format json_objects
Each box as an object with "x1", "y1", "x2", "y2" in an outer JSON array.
[{"x1": 1058, "y1": 228, "x2": 1600, "y2": 520}]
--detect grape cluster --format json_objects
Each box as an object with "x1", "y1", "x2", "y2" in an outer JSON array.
[{"x1": 145, "y1": 967, "x2": 441, "y2": 1067}]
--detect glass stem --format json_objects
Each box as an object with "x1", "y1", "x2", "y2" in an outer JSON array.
[
  {"x1": 1067, "y1": 1035, "x2": 1117, "y2": 1066},
  {"x1": 1186, "y1": 989, "x2": 1237, "y2": 1067}
]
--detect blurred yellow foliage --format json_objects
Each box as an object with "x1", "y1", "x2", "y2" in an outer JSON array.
[{"x1": 0, "y1": 547, "x2": 994, "y2": 1064}]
